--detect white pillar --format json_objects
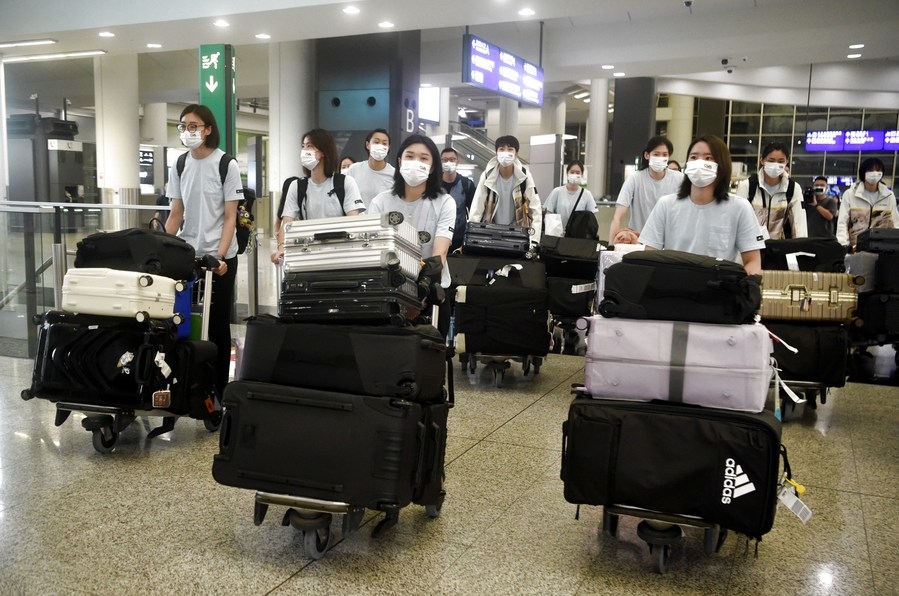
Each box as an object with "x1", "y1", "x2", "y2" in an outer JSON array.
[
  {"x1": 667, "y1": 93, "x2": 695, "y2": 164},
  {"x1": 436, "y1": 86, "x2": 450, "y2": 137},
  {"x1": 499, "y1": 96, "x2": 519, "y2": 139},
  {"x1": 0, "y1": 63, "x2": 8, "y2": 201},
  {"x1": 587, "y1": 78, "x2": 610, "y2": 198},
  {"x1": 140, "y1": 102, "x2": 168, "y2": 194},
  {"x1": 269, "y1": 40, "x2": 314, "y2": 230},
  {"x1": 94, "y1": 53, "x2": 140, "y2": 229},
  {"x1": 541, "y1": 94, "x2": 566, "y2": 135}
]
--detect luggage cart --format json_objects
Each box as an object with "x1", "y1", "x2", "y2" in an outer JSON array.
[
  {"x1": 774, "y1": 379, "x2": 828, "y2": 420},
  {"x1": 601, "y1": 504, "x2": 727, "y2": 574},
  {"x1": 22, "y1": 255, "x2": 221, "y2": 453},
  {"x1": 460, "y1": 351, "x2": 543, "y2": 388}
]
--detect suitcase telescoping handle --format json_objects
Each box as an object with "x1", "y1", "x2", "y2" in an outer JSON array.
[
  {"x1": 420, "y1": 339, "x2": 447, "y2": 352},
  {"x1": 313, "y1": 231, "x2": 351, "y2": 242}
]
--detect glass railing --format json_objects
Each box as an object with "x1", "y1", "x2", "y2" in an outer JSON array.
[{"x1": 0, "y1": 200, "x2": 275, "y2": 359}]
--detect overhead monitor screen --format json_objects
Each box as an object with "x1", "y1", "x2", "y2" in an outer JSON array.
[
  {"x1": 462, "y1": 34, "x2": 544, "y2": 107},
  {"x1": 806, "y1": 130, "x2": 899, "y2": 152}
]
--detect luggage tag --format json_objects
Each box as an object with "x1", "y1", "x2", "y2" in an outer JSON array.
[
  {"x1": 488, "y1": 263, "x2": 523, "y2": 285},
  {"x1": 785, "y1": 251, "x2": 816, "y2": 272},
  {"x1": 154, "y1": 351, "x2": 172, "y2": 378},
  {"x1": 778, "y1": 477, "x2": 812, "y2": 524},
  {"x1": 153, "y1": 384, "x2": 172, "y2": 408},
  {"x1": 117, "y1": 351, "x2": 135, "y2": 373}
]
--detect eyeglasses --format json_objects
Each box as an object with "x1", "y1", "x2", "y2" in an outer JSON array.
[{"x1": 177, "y1": 122, "x2": 206, "y2": 133}]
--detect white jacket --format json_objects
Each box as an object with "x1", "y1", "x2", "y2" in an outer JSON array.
[
  {"x1": 469, "y1": 157, "x2": 542, "y2": 243},
  {"x1": 735, "y1": 171, "x2": 808, "y2": 240},
  {"x1": 836, "y1": 182, "x2": 899, "y2": 247}
]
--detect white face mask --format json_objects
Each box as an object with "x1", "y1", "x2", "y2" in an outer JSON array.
[
  {"x1": 301, "y1": 150, "x2": 319, "y2": 170},
  {"x1": 180, "y1": 131, "x2": 203, "y2": 150},
  {"x1": 763, "y1": 162, "x2": 786, "y2": 178},
  {"x1": 648, "y1": 156, "x2": 669, "y2": 173},
  {"x1": 369, "y1": 144, "x2": 389, "y2": 161},
  {"x1": 400, "y1": 159, "x2": 431, "y2": 187},
  {"x1": 496, "y1": 151, "x2": 515, "y2": 167},
  {"x1": 684, "y1": 159, "x2": 718, "y2": 188},
  {"x1": 442, "y1": 161, "x2": 457, "y2": 174},
  {"x1": 865, "y1": 171, "x2": 883, "y2": 185},
  {"x1": 340, "y1": 167, "x2": 351, "y2": 175},
  {"x1": 567, "y1": 173, "x2": 582, "y2": 185}
]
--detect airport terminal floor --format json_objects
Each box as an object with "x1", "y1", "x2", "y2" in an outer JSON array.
[{"x1": 0, "y1": 250, "x2": 897, "y2": 595}]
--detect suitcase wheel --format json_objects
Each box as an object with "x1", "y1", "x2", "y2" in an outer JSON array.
[
  {"x1": 135, "y1": 311, "x2": 149, "y2": 323},
  {"x1": 425, "y1": 490, "x2": 445, "y2": 518},
  {"x1": 174, "y1": 281, "x2": 186, "y2": 292},
  {"x1": 284, "y1": 509, "x2": 332, "y2": 560},
  {"x1": 387, "y1": 211, "x2": 405, "y2": 226},
  {"x1": 172, "y1": 313, "x2": 184, "y2": 326},
  {"x1": 601, "y1": 509, "x2": 620, "y2": 538},
  {"x1": 397, "y1": 380, "x2": 420, "y2": 399},
  {"x1": 91, "y1": 427, "x2": 118, "y2": 454},
  {"x1": 20, "y1": 389, "x2": 34, "y2": 401},
  {"x1": 138, "y1": 275, "x2": 153, "y2": 287}
]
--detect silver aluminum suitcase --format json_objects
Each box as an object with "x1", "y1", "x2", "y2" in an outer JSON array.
[
  {"x1": 62, "y1": 267, "x2": 184, "y2": 321},
  {"x1": 282, "y1": 212, "x2": 422, "y2": 280},
  {"x1": 584, "y1": 315, "x2": 772, "y2": 413}
]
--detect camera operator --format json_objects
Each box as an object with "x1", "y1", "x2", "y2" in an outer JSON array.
[{"x1": 803, "y1": 176, "x2": 838, "y2": 237}]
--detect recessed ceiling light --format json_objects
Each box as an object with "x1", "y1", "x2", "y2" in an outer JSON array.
[
  {"x1": 847, "y1": 53, "x2": 862, "y2": 59},
  {"x1": 583, "y1": 98, "x2": 591, "y2": 103},
  {"x1": 0, "y1": 38, "x2": 56, "y2": 49},
  {"x1": 613, "y1": 72, "x2": 626, "y2": 77},
  {"x1": 601, "y1": 64, "x2": 615, "y2": 70},
  {"x1": 343, "y1": 6, "x2": 360, "y2": 15},
  {"x1": 573, "y1": 91, "x2": 590, "y2": 99},
  {"x1": 518, "y1": 8, "x2": 535, "y2": 16},
  {"x1": 420, "y1": 83, "x2": 432, "y2": 87},
  {"x1": 255, "y1": 33, "x2": 271, "y2": 40},
  {"x1": 146, "y1": 43, "x2": 162, "y2": 49},
  {"x1": 99, "y1": 31, "x2": 115, "y2": 38},
  {"x1": 214, "y1": 19, "x2": 230, "y2": 28},
  {"x1": 378, "y1": 21, "x2": 394, "y2": 28},
  {"x1": 849, "y1": 43, "x2": 865, "y2": 49}
]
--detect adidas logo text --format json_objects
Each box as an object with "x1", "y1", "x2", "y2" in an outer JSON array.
[{"x1": 721, "y1": 457, "x2": 756, "y2": 504}]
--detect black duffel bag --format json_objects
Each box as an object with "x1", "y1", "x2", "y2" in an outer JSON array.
[
  {"x1": 598, "y1": 250, "x2": 761, "y2": 325},
  {"x1": 75, "y1": 228, "x2": 196, "y2": 280},
  {"x1": 762, "y1": 237, "x2": 845, "y2": 272},
  {"x1": 766, "y1": 322, "x2": 849, "y2": 387}
]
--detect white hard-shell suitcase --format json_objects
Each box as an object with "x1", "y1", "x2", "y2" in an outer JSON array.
[
  {"x1": 595, "y1": 251, "x2": 623, "y2": 311},
  {"x1": 584, "y1": 315, "x2": 773, "y2": 413},
  {"x1": 62, "y1": 267, "x2": 184, "y2": 322},
  {"x1": 283, "y1": 212, "x2": 422, "y2": 280}
]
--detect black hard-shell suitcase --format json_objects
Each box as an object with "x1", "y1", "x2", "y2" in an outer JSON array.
[
  {"x1": 547, "y1": 277, "x2": 594, "y2": 318},
  {"x1": 762, "y1": 237, "x2": 845, "y2": 272},
  {"x1": 766, "y1": 323, "x2": 849, "y2": 387},
  {"x1": 856, "y1": 228, "x2": 899, "y2": 253},
  {"x1": 454, "y1": 284, "x2": 550, "y2": 356},
  {"x1": 599, "y1": 250, "x2": 762, "y2": 325},
  {"x1": 212, "y1": 381, "x2": 447, "y2": 511},
  {"x1": 845, "y1": 252, "x2": 899, "y2": 294},
  {"x1": 74, "y1": 228, "x2": 196, "y2": 280},
  {"x1": 538, "y1": 236, "x2": 602, "y2": 280},
  {"x1": 447, "y1": 255, "x2": 545, "y2": 289},
  {"x1": 561, "y1": 397, "x2": 783, "y2": 539},
  {"x1": 854, "y1": 293, "x2": 899, "y2": 343},
  {"x1": 462, "y1": 221, "x2": 530, "y2": 257},
  {"x1": 239, "y1": 316, "x2": 447, "y2": 402}
]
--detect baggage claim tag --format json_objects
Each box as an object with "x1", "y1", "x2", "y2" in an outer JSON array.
[
  {"x1": 778, "y1": 480, "x2": 813, "y2": 524},
  {"x1": 153, "y1": 385, "x2": 172, "y2": 408}
]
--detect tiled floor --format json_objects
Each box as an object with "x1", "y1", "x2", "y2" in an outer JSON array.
[{"x1": 0, "y1": 347, "x2": 896, "y2": 595}]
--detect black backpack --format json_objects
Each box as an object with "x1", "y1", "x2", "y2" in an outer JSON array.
[
  {"x1": 563, "y1": 188, "x2": 599, "y2": 240},
  {"x1": 276, "y1": 174, "x2": 346, "y2": 224},
  {"x1": 176, "y1": 152, "x2": 255, "y2": 254}
]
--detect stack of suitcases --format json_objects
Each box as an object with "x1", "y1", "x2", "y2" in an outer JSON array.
[
  {"x1": 452, "y1": 221, "x2": 551, "y2": 386},
  {"x1": 758, "y1": 237, "x2": 856, "y2": 407},
  {"x1": 563, "y1": 250, "x2": 791, "y2": 573},
  {"x1": 23, "y1": 228, "x2": 220, "y2": 453},
  {"x1": 846, "y1": 229, "x2": 899, "y2": 346},
  {"x1": 211, "y1": 212, "x2": 451, "y2": 559}
]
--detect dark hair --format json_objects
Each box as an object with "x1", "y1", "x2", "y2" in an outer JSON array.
[
  {"x1": 180, "y1": 104, "x2": 220, "y2": 149},
  {"x1": 302, "y1": 128, "x2": 339, "y2": 177},
  {"x1": 339, "y1": 155, "x2": 355, "y2": 167},
  {"x1": 392, "y1": 134, "x2": 442, "y2": 200},
  {"x1": 677, "y1": 134, "x2": 733, "y2": 203},
  {"x1": 858, "y1": 157, "x2": 885, "y2": 181},
  {"x1": 760, "y1": 141, "x2": 790, "y2": 161},
  {"x1": 365, "y1": 128, "x2": 391, "y2": 150},
  {"x1": 566, "y1": 160, "x2": 585, "y2": 173},
  {"x1": 494, "y1": 135, "x2": 520, "y2": 152},
  {"x1": 641, "y1": 136, "x2": 674, "y2": 168},
  {"x1": 668, "y1": 159, "x2": 681, "y2": 171},
  {"x1": 441, "y1": 147, "x2": 459, "y2": 158},
  {"x1": 813, "y1": 175, "x2": 828, "y2": 184}
]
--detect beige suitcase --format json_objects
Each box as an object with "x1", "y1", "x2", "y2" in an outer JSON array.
[{"x1": 760, "y1": 270, "x2": 857, "y2": 323}]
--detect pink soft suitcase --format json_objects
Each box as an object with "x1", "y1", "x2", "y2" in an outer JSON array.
[
  {"x1": 62, "y1": 267, "x2": 185, "y2": 322},
  {"x1": 584, "y1": 315, "x2": 773, "y2": 412}
]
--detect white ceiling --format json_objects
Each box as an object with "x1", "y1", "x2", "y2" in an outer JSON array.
[{"x1": 2, "y1": 0, "x2": 899, "y2": 120}]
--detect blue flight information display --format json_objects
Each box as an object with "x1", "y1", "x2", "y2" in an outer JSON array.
[
  {"x1": 462, "y1": 34, "x2": 544, "y2": 107},
  {"x1": 805, "y1": 130, "x2": 899, "y2": 152}
]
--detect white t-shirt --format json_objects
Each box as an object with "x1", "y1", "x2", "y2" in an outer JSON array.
[
  {"x1": 282, "y1": 175, "x2": 365, "y2": 220},
  {"x1": 167, "y1": 148, "x2": 242, "y2": 259},
  {"x1": 639, "y1": 193, "x2": 765, "y2": 265},
  {"x1": 346, "y1": 161, "x2": 395, "y2": 208},
  {"x1": 615, "y1": 168, "x2": 685, "y2": 232},
  {"x1": 543, "y1": 186, "x2": 598, "y2": 230},
  {"x1": 368, "y1": 191, "x2": 456, "y2": 260},
  {"x1": 493, "y1": 173, "x2": 517, "y2": 225}
]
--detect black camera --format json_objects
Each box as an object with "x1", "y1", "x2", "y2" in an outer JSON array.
[{"x1": 803, "y1": 186, "x2": 816, "y2": 204}]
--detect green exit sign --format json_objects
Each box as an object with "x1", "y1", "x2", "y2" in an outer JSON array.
[{"x1": 199, "y1": 44, "x2": 236, "y2": 155}]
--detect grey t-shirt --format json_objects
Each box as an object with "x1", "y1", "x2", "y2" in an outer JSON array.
[
  {"x1": 346, "y1": 161, "x2": 395, "y2": 209},
  {"x1": 368, "y1": 191, "x2": 456, "y2": 259},
  {"x1": 543, "y1": 186, "x2": 598, "y2": 231},
  {"x1": 282, "y1": 175, "x2": 365, "y2": 220},
  {"x1": 639, "y1": 193, "x2": 765, "y2": 265},
  {"x1": 616, "y1": 168, "x2": 685, "y2": 232},
  {"x1": 492, "y1": 173, "x2": 516, "y2": 225}
]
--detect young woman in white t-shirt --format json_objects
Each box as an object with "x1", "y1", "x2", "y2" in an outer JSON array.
[{"x1": 542, "y1": 160, "x2": 597, "y2": 236}]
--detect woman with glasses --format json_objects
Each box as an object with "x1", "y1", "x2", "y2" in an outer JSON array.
[{"x1": 165, "y1": 103, "x2": 240, "y2": 402}]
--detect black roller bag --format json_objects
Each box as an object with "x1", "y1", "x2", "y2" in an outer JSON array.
[
  {"x1": 762, "y1": 237, "x2": 845, "y2": 272},
  {"x1": 212, "y1": 381, "x2": 448, "y2": 511},
  {"x1": 547, "y1": 277, "x2": 594, "y2": 318},
  {"x1": 766, "y1": 323, "x2": 849, "y2": 387},
  {"x1": 538, "y1": 236, "x2": 602, "y2": 280},
  {"x1": 856, "y1": 228, "x2": 899, "y2": 253},
  {"x1": 599, "y1": 250, "x2": 762, "y2": 325},
  {"x1": 74, "y1": 228, "x2": 196, "y2": 280},
  {"x1": 279, "y1": 268, "x2": 422, "y2": 325},
  {"x1": 462, "y1": 221, "x2": 530, "y2": 257},
  {"x1": 561, "y1": 398, "x2": 784, "y2": 540},
  {"x1": 854, "y1": 293, "x2": 899, "y2": 343},
  {"x1": 448, "y1": 254, "x2": 546, "y2": 289},
  {"x1": 239, "y1": 316, "x2": 447, "y2": 402}
]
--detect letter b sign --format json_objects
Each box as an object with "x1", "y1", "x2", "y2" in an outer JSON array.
[{"x1": 405, "y1": 108, "x2": 415, "y2": 133}]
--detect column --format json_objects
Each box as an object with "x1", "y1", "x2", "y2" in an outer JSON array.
[
  {"x1": 94, "y1": 53, "x2": 140, "y2": 230},
  {"x1": 667, "y1": 93, "x2": 695, "y2": 163},
  {"x1": 541, "y1": 94, "x2": 566, "y2": 135},
  {"x1": 140, "y1": 102, "x2": 168, "y2": 195},
  {"x1": 586, "y1": 78, "x2": 610, "y2": 198},
  {"x1": 436, "y1": 86, "x2": 451, "y2": 138},
  {"x1": 498, "y1": 96, "x2": 519, "y2": 138},
  {"x1": 609, "y1": 77, "x2": 657, "y2": 196}
]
